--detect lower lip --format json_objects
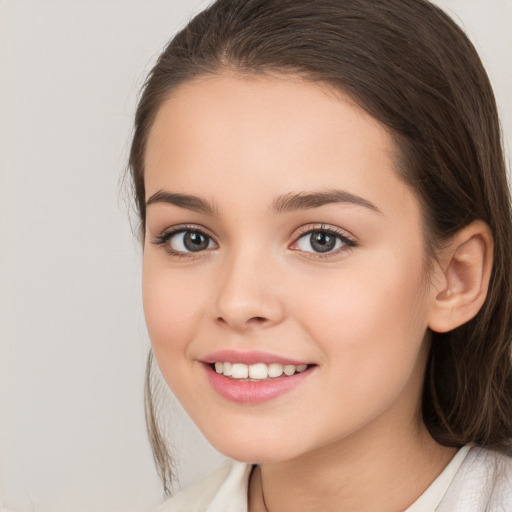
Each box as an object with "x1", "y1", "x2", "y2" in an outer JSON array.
[{"x1": 203, "y1": 363, "x2": 315, "y2": 404}]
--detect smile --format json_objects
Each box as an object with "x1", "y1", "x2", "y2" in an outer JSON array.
[
  {"x1": 213, "y1": 362, "x2": 308, "y2": 380},
  {"x1": 203, "y1": 361, "x2": 316, "y2": 404}
]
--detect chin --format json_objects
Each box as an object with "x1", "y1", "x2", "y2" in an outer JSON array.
[{"x1": 203, "y1": 427, "x2": 308, "y2": 465}]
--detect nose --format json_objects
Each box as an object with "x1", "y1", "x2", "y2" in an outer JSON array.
[{"x1": 211, "y1": 249, "x2": 285, "y2": 332}]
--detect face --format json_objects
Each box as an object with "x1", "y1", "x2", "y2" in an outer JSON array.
[{"x1": 142, "y1": 72, "x2": 435, "y2": 464}]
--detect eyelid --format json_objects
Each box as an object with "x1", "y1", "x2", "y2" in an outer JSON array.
[
  {"x1": 151, "y1": 223, "x2": 218, "y2": 256},
  {"x1": 150, "y1": 222, "x2": 356, "y2": 259},
  {"x1": 151, "y1": 223, "x2": 216, "y2": 241},
  {"x1": 293, "y1": 223, "x2": 355, "y2": 240},
  {"x1": 289, "y1": 223, "x2": 357, "y2": 257}
]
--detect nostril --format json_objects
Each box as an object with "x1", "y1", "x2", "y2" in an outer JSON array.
[
  {"x1": 250, "y1": 316, "x2": 267, "y2": 323},
  {"x1": 215, "y1": 315, "x2": 268, "y2": 329}
]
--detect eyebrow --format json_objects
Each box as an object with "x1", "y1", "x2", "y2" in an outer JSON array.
[
  {"x1": 272, "y1": 190, "x2": 382, "y2": 215},
  {"x1": 145, "y1": 188, "x2": 382, "y2": 215},
  {"x1": 146, "y1": 190, "x2": 218, "y2": 215}
]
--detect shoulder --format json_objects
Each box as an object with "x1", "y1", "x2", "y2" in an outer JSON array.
[
  {"x1": 439, "y1": 446, "x2": 512, "y2": 511},
  {"x1": 154, "y1": 460, "x2": 253, "y2": 512}
]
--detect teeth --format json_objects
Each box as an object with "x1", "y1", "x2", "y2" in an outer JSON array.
[
  {"x1": 268, "y1": 363, "x2": 284, "y2": 378},
  {"x1": 223, "y1": 362, "x2": 233, "y2": 376},
  {"x1": 214, "y1": 362, "x2": 309, "y2": 380},
  {"x1": 249, "y1": 363, "x2": 268, "y2": 380},
  {"x1": 283, "y1": 364, "x2": 295, "y2": 376},
  {"x1": 231, "y1": 363, "x2": 249, "y2": 379}
]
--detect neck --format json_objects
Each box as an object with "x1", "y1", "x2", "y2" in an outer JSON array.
[{"x1": 249, "y1": 417, "x2": 456, "y2": 512}]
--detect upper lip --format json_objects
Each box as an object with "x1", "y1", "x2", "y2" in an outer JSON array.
[{"x1": 202, "y1": 350, "x2": 311, "y2": 366}]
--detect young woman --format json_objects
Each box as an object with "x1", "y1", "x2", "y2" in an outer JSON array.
[{"x1": 129, "y1": 0, "x2": 512, "y2": 510}]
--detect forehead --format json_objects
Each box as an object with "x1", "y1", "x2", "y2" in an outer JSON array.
[
  {"x1": 145, "y1": 72, "x2": 398, "y2": 194},
  {"x1": 142, "y1": 71, "x2": 424, "y2": 234}
]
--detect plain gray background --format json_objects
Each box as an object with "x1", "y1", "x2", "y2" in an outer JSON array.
[{"x1": 0, "y1": 1, "x2": 511, "y2": 511}]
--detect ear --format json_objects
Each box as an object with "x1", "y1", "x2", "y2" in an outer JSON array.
[{"x1": 428, "y1": 220, "x2": 493, "y2": 333}]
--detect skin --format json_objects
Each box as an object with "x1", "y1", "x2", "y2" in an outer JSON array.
[{"x1": 142, "y1": 72, "x2": 459, "y2": 511}]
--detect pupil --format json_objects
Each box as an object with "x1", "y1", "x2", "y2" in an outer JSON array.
[
  {"x1": 310, "y1": 232, "x2": 335, "y2": 253},
  {"x1": 184, "y1": 231, "x2": 208, "y2": 251}
]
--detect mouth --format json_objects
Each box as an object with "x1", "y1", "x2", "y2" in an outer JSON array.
[
  {"x1": 201, "y1": 355, "x2": 317, "y2": 403},
  {"x1": 210, "y1": 361, "x2": 312, "y2": 381}
]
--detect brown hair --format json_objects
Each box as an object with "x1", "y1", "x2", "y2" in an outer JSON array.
[{"x1": 129, "y1": 0, "x2": 512, "y2": 493}]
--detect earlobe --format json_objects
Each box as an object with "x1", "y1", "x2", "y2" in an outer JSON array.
[{"x1": 428, "y1": 220, "x2": 493, "y2": 333}]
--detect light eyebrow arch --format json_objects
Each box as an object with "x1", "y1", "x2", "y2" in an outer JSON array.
[
  {"x1": 146, "y1": 190, "x2": 218, "y2": 216},
  {"x1": 272, "y1": 189, "x2": 383, "y2": 215}
]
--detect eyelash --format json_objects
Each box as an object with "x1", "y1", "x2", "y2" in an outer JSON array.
[
  {"x1": 151, "y1": 224, "x2": 357, "y2": 259},
  {"x1": 152, "y1": 225, "x2": 215, "y2": 259},
  {"x1": 292, "y1": 224, "x2": 357, "y2": 259}
]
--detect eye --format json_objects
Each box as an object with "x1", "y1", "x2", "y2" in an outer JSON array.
[
  {"x1": 153, "y1": 227, "x2": 217, "y2": 255},
  {"x1": 290, "y1": 226, "x2": 355, "y2": 255}
]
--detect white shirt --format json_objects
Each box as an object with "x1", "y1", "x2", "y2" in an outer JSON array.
[{"x1": 156, "y1": 446, "x2": 512, "y2": 511}]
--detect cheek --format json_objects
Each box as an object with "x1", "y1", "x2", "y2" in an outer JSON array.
[
  {"x1": 286, "y1": 260, "x2": 430, "y2": 442},
  {"x1": 292, "y1": 248, "x2": 430, "y2": 384},
  {"x1": 142, "y1": 260, "x2": 206, "y2": 360}
]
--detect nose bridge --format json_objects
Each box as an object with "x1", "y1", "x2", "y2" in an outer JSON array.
[{"x1": 212, "y1": 242, "x2": 284, "y2": 330}]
